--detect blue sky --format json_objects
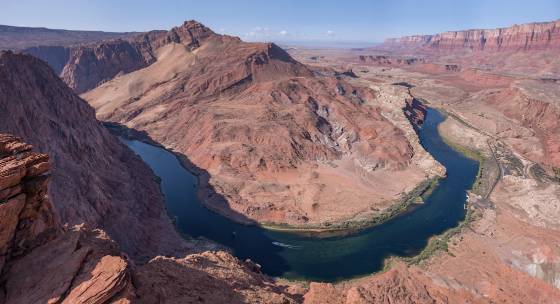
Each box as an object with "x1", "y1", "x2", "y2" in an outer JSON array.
[{"x1": 1, "y1": 0, "x2": 559, "y2": 44}]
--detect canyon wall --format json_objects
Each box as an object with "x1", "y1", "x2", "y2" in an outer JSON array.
[
  {"x1": 0, "y1": 51, "x2": 184, "y2": 259},
  {"x1": 385, "y1": 19, "x2": 560, "y2": 51},
  {"x1": 60, "y1": 39, "x2": 156, "y2": 93}
]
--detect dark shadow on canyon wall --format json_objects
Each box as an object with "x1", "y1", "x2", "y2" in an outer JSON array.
[{"x1": 104, "y1": 122, "x2": 292, "y2": 277}]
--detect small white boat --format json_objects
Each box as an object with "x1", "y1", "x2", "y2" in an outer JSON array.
[{"x1": 272, "y1": 241, "x2": 301, "y2": 249}]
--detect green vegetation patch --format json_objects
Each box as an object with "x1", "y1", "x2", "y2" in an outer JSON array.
[
  {"x1": 261, "y1": 177, "x2": 440, "y2": 235},
  {"x1": 403, "y1": 207, "x2": 479, "y2": 265}
]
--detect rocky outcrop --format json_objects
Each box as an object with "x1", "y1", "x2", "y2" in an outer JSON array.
[
  {"x1": 0, "y1": 134, "x2": 133, "y2": 304},
  {"x1": 402, "y1": 97, "x2": 427, "y2": 128},
  {"x1": 385, "y1": 19, "x2": 560, "y2": 51},
  {"x1": 0, "y1": 51, "x2": 183, "y2": 259},
  {"x1": 0, "y1": 134, "x2": 56, "y2": 277},
  {"x1": 134, "y1": 252, "x2": 300, "y2": 303}
]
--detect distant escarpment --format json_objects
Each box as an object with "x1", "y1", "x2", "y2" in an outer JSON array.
[
  {"x1": 385, "y1": 19, "x2": 560, "y2": 51},
  {"x1": 0, "y1": 24, "x2": 137, "y2": 50},
  {"x1": 83, "y1": 21, "x2": 434, "y2": 228},
  {"x1": 0, "y1": 51, "x2": 183, "y2": 259}
]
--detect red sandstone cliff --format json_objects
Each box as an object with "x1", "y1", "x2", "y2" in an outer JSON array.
[
  {"x1": 0, "y1": 51, "x2": 185, "y2": 259},
  {"x1": 385, "y1": 19, "x2": 560, "y2": 51}
]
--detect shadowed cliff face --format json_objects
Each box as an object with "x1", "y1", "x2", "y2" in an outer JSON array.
[
  {"x1": 0, "y1": 51, "x2": 186, "y2": 259},
  {"x1": 385, "y1": 19, "x2": 560, "y2": 51}
]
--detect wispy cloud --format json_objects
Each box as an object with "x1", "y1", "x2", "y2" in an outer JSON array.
[
  {"x1": 242, "y1": 26, "x2": 339, "y2": 42},
  {"x1": 245, "y1": 26, "x2": 271, "y2": 37}
]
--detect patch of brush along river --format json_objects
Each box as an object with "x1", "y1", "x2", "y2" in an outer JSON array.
[{"x1": 122, "y1": 108, "x2": 479, "y2": 282}]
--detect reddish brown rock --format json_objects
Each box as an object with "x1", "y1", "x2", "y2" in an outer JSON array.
[
  {"x1": 385, "y1": 19, "x2": 560, "y2": 51},
  {"x1": 0, "y1": 51, "x2": 184, "y2": 259},
  {"x1": 60, "y1": 39, "x2": 155, "y2": 93},
  {"x1": 0, "y1": 135, "x2": 133, "y2": 304},
  {"x1": 484, "y1": 86, "x2": 560, "y2": 168},
  {"x1": 402, "y1": 97, "x2": 427, "y2": 127},
  {"x1": 0, "y1": 134, "x2": 56, "y2": 277},
  {"x1": 133, "y1": 251, "x2": 300, "y2": 304},
  {"x1": 303, "y1": 263, "x2": 482, "y2": 304}
]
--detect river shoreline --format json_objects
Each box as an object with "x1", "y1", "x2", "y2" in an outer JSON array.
[
  {"x1": 108, "y1": 122, "x2": 445, "y2": 236},
  {"x1": 110, "y1": 106, "x2": 488, "y2": 240},
  {"x1": 120, "y1": 107, "x2": 484, "y2": 282},
  {"x1": 259, "y1": 177, "x2": 439, "y2": 236}
]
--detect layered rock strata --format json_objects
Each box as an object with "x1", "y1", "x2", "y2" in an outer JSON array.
[{"x1": 385, "y1": 19, "x2": 560, "y2": 51}]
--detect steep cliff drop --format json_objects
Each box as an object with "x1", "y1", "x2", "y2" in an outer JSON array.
[{"x1": 0, "y1": 50, "x2": 185, "y2": 259}]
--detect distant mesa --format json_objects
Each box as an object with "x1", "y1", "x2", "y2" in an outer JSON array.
[{"x1": 383, "y1": 19, "x2": 560, "y2": 51}]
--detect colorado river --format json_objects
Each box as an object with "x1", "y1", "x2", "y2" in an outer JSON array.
[{"x1": 122, "y1": 108, "x2": 479, "y2": 282}]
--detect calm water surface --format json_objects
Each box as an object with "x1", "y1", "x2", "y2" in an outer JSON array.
[{"x1": 122, "y1": 108, "x2": 479, "y2": 282}]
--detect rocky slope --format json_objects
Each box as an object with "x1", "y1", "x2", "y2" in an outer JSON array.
[
  {"x1": 0, "y1": 51, "x2": 185, "y2": 259},
  {"x1": 385, "y1": 19, "x2": 560, "y2": 51},
  {"x1": 83, "y1": 21, "x2": 440, "y2": 228},
  {"x1": 0, "y1": 134, "x2": 132, "y2": 303},
  {"x1": 0, "y1": 24, "x2": 136, "y2": 50},
  {"x1": 0, "y1": 134, "x2": 299, "y2": 304}
]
